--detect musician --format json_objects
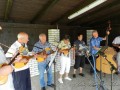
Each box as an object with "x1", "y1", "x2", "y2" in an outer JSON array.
[
  {"x1": 32, "y1": 33, "x2": 54, "y2": 90},
  {"x1": 73, "y1": 34, "x2": 87, "y2": 78},
  {"x1": 0, "y1": 46, "x2": 14, "y2": 90},
  {"x1": 89, "y1": 30, "x2": 109, "y2": 74},
  {"x1": 5, "y1": 32, "x2": 31, "y2": 90},
  {"x1": 58, "y1": 35, "x2": 72, "y2": 84},
  {"x1": 112, "y1": 36, "x2": 120, "y2": 73}
]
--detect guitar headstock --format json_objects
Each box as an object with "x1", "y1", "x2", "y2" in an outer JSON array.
[
  {"x1": 19, "y1": 46, "x2": 29, "y2": 55},
  {"x1": 106, "y1": 20, "x2": 112, "y2": 35}
]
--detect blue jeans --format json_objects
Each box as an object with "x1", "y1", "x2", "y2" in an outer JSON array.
[
  {"x1": 38, "y1": 61, "x2": 53, "y2": 88},
  {"x1": 89, "y1": 55, "x2": 96, "y2": 73}
]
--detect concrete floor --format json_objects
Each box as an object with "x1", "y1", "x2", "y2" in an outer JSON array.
[{"x1": 31, "y1": 65, "x2": 120, "y2": 90}]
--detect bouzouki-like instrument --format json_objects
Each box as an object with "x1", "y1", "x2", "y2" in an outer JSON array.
[
  {"x1": 36, "y1": 49, "x2": 55, "y2": 63},
  {"x1": 12, "y1": 45, "x2": 34, "y2": 69},
  {"x1": 14, "y1": 47, "x2": 55, "y2": 68},
  {"x1": 96, "y1": 21, "x2": 117, "y2": 74},
  {"x1": 0, "y1": 45, "x2": 30, "y2": 84},
  {"x1": 0, "y1": 46, "x2": 55, "y2": 84},
  {"x1": 0, "y1": 50, "x2": 19, "y2": 85},
  {"x1": 59, "y1": 46, "x2": 73, "y2": 56}
]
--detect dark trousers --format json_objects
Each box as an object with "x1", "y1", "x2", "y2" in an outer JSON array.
[
  {"x1": 12, "y1": 68, "x2": 31, "y2": 90},
  {"x1": 74, "y1": 55, "x2": 85, "y2": 69}
]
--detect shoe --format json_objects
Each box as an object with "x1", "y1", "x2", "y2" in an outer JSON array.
[
  {"x1": 58, "y1": 78, "x2": 63, "y2": 83},
  {"x1": 115, "y1": 71, "x2": 119, "y2": 75},
  {"x1": 47, "y1": 84, "x2": 55, "y2": 88},
  {"x1": 73, "y1": 74, "x2": 76, "y2": 78},
  {"x1": 64, "y1": 77, "x2": 72, "y2": 81},
  {"x1": 79, "y1": 73, "x2": 85, "y2": 77},
  {"x1": 41, "y1": 87, "x2": 46, "y2": 90}
]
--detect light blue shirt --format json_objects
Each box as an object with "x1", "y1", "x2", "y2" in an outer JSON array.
[
  {"x1": 32, "y1": 41, "x2": 51, "y2": 62},
  {"x1": 90, "y1": 37, "x2": 103, "y2": 55}
]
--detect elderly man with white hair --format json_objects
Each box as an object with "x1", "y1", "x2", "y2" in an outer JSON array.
[
  {"x1": 32, "y1": 33, "x2": 54, "y2": 90},
  {"x1": 6, "y1": 32, "x2": 31, "y2": 90}
]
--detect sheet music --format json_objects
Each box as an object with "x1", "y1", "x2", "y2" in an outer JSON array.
[{"x1": 46, "y1": 49, "x2": 58, "y2": 71}]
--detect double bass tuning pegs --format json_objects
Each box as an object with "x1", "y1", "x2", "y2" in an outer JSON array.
[{"x1": 107, "y1": 20, "x2": 112, "y2": 31}]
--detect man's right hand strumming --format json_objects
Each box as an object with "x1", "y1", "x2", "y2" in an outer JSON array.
[{"x1": 0, "y1": 65, "x2": 13, "y2": 76}]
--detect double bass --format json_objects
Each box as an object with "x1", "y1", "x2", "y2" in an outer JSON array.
[{"x1": 96, "y1": 21, "x2": 117, "y2": 74}]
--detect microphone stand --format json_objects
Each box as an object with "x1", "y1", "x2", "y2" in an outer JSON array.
[
  {"x1": 53, "y1": 57, "x2": 57, "y2": 90},
  {"x1": 46, "y1": 45, "x2": 59, "y2": 90},
  {"x1": 98, "y1": 51, "x2": 117, "y2": 90},
  {"x1": 85, "y1": 54, "x2": 108, "y2": 90},
  {"x1": 84, "y1": 46, "x2": 108, "y2": 90},
  {"x1": 102, "y1": 54, "x2": 116, "y2": 90}
]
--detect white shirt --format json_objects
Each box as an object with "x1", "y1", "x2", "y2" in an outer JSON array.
[
  {"x1": 58, "y1": 40, "x2": 71, "y2": 57},
  {"x1": 5, "y1": 41, "x2": 29, "y2": 72},
  {"x1": 0, "y1": 46, "x2": 14, "y2": 90},
  {"x1": 112, "y1": 36, "x2": 120, "y2": 44}
]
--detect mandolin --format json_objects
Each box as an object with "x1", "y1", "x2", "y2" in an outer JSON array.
[{"x1": 59, "y1": 46, "x2": 73, "y2": 56}]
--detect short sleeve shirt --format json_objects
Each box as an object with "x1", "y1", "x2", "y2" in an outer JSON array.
[{"x1": 90, "y1": 37, "x2": 103, "y2": 55}]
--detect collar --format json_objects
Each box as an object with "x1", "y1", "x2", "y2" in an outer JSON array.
[
  {"x1": 39, "y1": 41, "x2": 48, "y2": 45},
  {"x1": 15, "y1": 41, "x2": 22, "y2": 47}
]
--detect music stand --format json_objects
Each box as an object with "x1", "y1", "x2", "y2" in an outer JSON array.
[
  {"x1": 95, "y1": 46, "x2": 108, "y2": 56},
  {"x1": 85, "y1": 53, "x2": 109, "y2": 90},
  {"x1": 95, "y1": 46, "x2": 109, "y2": 90},
  {"x1": 46, "y1": 50, "x2": 58, "y2": 90}
]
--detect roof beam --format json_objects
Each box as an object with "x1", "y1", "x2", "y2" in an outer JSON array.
[
  {"x1": 30, "y1": 0, "x2": 59, "y2": 23},
  {"x1": 4, "y1": 0, "x2": 14, "y2": 21},
  {"x1": 69, "y1": 1, "x2": 120, "y2": 26},
  {"x1": 51, "y1": 0, "x2": 95, "y2": 24}
]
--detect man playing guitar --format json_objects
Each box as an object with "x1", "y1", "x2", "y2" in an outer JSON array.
[
  {"x1": 32, "y1": 33, "x2": 55, "y2": 90},
  {"x1": 112, "y1": 36, "x2": 120, "y2": 73},
  {"x1": 5, "y1": 32, "x2": 31, "y2": 90}
]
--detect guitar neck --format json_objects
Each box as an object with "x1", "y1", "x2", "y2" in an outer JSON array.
[
  {"x1": 105, "y1": 35, "x2": 108, "y2": 46},
  {"x1": 8, "y1": 52, "x2": 20, "y2": 65}
]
